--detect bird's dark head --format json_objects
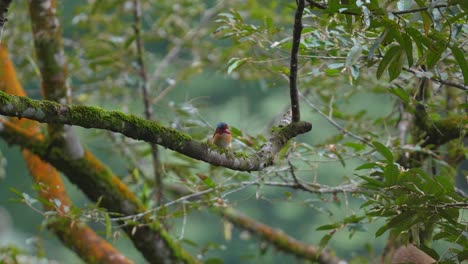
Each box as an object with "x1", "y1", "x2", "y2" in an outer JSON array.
[
  {"x1": 217, "y1": 122, "x2": 228, "y2": 130},
  {"x1": 215, "y1": 122, "x2": 230, "y2": 134}
]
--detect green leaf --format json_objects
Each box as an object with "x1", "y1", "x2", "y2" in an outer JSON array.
[
  {"x1": 387, "y1": 211, "x2": 417, "y2": 229},
  {"x1": 376, "y1": 211, "x2": 417, "y2": 237},
  {"x1": 346, "y1": 45, "x2": 363, "y2": 67},
  {"x1": 319, "y1": 233, "x2": 334, "y2": 248},
  {"x1": 316, "y1": 223, "x2": 341, "y2": 231},
  {"x1": 344, "y1": 142, "x2": 366, "y2": 151},
  {"x1": 421, "y1": 11, "x2": 432, "y2": 35},
  {"x1": 401, "y1": 33, "x2": 414, "y2": 67},
  {"x1": 375, "y1": 223, "x2": 389, "y2": 237},
  {"x1": 359, "y1": 175, "x2": 385, "y2": 188},
  {"x1": 9, "y1": 187, "x2": 22, "y2": 197},
  {"x1": 328, "y1": 0, "x2": 340, "y2": 13},
  {"x1": 124, "y1": 35, "x2": 136, "y2": 49},
  {"x1": 368, "y1": 30, "x2": 387, "y2": 63},
  {"x1": 426, "y1": 47, "x2": 444, "y2": 69},
  {"x1": 344, "y1": 215, "x2": 366, "y2": 225},
  {"x1": 202, "y1": 177, "x2": 216, "y2": 188},
  {"x1": 376, "y1": 45, "x2": 401, "y2": 80},
  {"x1": 389, "y1": 85, "x2": 410, "y2": 103},
  {"x1": 180, "y1": 238, "x2": 199, "y2": 247},
  {"x1": 388, "y1": 48, "x2": 404, "y2": 81},
  {"x1": 405, "y1": 28, "x2": 429, "y2": 56},
  {"x1": 355, "y1": 162, "x2": 379, "y2": 170},
  {"x1": 372, "y1": 141, "x2": 393, "y2": 163},
  {"x1": 331, "y1": 149, "x2": 346, "y2": 167},
  {"x1": 227, "y1": 57, "x2": 250, "y2": 75},
  {"x1": 384, "y1": 164, "x2": 399, "y2": 185},
  {"x1": 414, "y1": 0, "x2": 432, "y2": 34},
  {"x1": 449, "y1": 45, "x2": 468, "y2": 85}
]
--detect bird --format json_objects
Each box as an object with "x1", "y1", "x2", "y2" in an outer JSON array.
[{"x1": 210, "y1": 122, "x2": 232, "y2": 149}]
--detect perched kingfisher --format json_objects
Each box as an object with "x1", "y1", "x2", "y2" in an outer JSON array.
[{"x1": 210, "y1": 122, "x2": 232, "y2": 149}]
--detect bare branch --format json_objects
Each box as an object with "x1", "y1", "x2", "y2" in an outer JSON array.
[
  {"x1": 391, "y1": 4, "x2": 449, "y2": 15},
  {"x1": 306, "y1": 0, "x2": 449, "y2": 16},
  {"x1": 403, "y1": 67, "x2": 468, "y2": 91},
  {"x1": 132, "y1": 0, "x2": 163, "y2": 204},
  {"x1": 101, "y1": 180, "x2": 363, "y2": 224},
  {"x1": 289, "y1": 0, "x2": 305, "y2": 122}
]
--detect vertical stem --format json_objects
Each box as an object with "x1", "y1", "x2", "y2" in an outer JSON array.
[
  {"x1": 132, "y1": 0, "x2": 163, "y2": 204},
  {"x1": 289, "y1": 0, "x2": 304, "y2": 122}
]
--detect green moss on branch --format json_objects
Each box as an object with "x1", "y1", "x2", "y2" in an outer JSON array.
[{"x1": 0, "y1": 91, "x2": 312, "y2": 171}]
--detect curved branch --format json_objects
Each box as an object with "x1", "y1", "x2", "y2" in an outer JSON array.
[{"x1": 0, "y1": 91, "x2": 312, "y2": 171}]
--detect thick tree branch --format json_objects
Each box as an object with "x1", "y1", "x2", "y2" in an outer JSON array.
[
  {"x1": 24, "y1": 150, "x2": 135, "y2": 264},
  {"x1": 414, "y1": 109, "x2": 467, "y2": 147},
  {"x1": 28, "y1": 1, "x2": 85, "y2": 163},
  {"x1": 0, "y1": 45, "x2": 134, "y2": 264},
  {"x1": 218, "y1": 207, "x2": 342, "y2": 264},
  {"x1": 0, "y1": 120, "x2": 196, "y2": 264},
  {"x1": 0, "y1": 41, "x2": 192, "y2": 261},
  {"x1": 28, "y1": 0, "x2": 70, "y2": 103},
  {"x1": 412, "y1": 75, "x2": 467, "y2": 147},
  {"x1": 289, "y1": 0, "x2": 304, "y2": 122},
  {"x1": 0, "y1": 91, "x2": 312, "y2": 171}
]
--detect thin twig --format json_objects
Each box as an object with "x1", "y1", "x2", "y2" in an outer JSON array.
[
  {"x1": 306, "y1": 0, "x2": 448, "y2": 16},
  {"x1": 104, "y1": 179, "x2": 363, "y2": 223},
  {"x1": 132, "y1": 0, "x2": 163, "y2": 204},
  {"x1": 403, "y1": 67, "x2": 468, "y2": 91},
  {"x1": 288, "y1": 160, "x2": 321, "y2": 192},
  {"x1": 392, "y1": 4, "x2": 448, "y2": 15},
  {"x1": 289, "y1": 0, "x2": 305, "y2": 122}
]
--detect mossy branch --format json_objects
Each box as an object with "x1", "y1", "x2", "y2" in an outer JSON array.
[
  {"x1": 414, "y1": 105, "x2": 467, "y2": 147},
  {"x1": 218, "y1": 207, "x2": 342, "y2": 264},
  {"x1": 0, "y1": 91, "x2": 312, "y2": 171}
]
